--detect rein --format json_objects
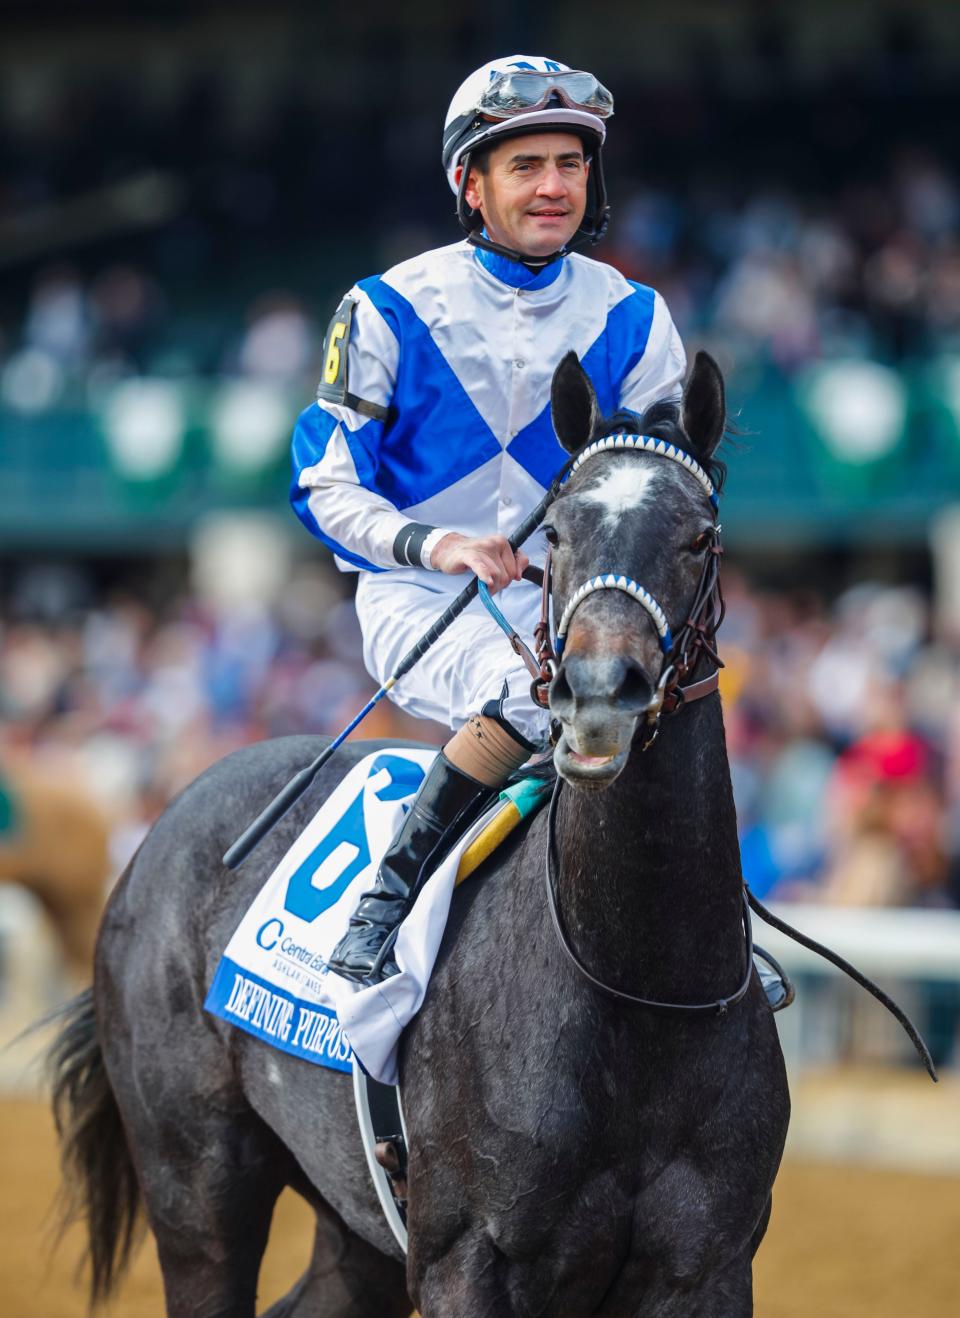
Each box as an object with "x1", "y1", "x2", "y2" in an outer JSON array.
[
  {"x1": 545, "y1": 773, "x2": 940, "y2": 1070},
  {"x1": 545, "y1": 776, "x2": 755, "y2": 1015},
  {"x1": 523, "y1": 433, "x2": 938, "y2": 1072},
  {"x1": 536, "y1": 429, "x2": 750, "y2": 1014}
]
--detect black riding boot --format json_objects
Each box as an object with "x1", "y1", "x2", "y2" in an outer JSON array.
[{"x1": 326, "y1": 754, "x2": 493, "y2": 984}]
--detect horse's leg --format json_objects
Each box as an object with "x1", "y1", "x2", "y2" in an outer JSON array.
[
  {"x1": 261, "y1": 1190, "x2": 410, "y2": 1318},
  {"x1": 101, "y1": 991, "x2": 407, "y2": 1318},
  {"x1": 749, "y1": 1194, "x2": 772, "y2": 1256},
  {"x1": 634, "y1": 1253, "x2": 755, "y2": 1318},
  {"x1": 135, "y1": 1102, "x2": 292, "y2": 1318},
  {"x1": 98, "y1": 959, "x2": 293, "y2": 1316},
  {"x1": 684, "y1": 1254, "x2": 755, "y2": 1318}
]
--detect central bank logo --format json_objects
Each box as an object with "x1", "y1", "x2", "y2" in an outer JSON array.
[{"x1": 256, "y1": 918, "x2": 283, "y2": 950}]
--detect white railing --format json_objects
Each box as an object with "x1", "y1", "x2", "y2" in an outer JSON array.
[
  {"x1": 761, "y1": 904, "x2": 960, "y2": 1074},
  {"x1": 760, "y1": 902, "x2": 960, "y2": 982},
  {"x1": 760, "y1": 904, "x2": 960, "y2": 1170}
]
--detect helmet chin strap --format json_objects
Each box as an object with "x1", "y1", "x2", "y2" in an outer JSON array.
[{"x1": 465, "y1": 228, "x2": 563, "y2": 270}]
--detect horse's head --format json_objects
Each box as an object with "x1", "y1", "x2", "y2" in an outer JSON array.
[{"x1": 546, "y1": 349, "x2": 727, "y2": 788}]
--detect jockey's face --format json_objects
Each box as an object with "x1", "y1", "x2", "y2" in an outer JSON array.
[{"x1": 461, "y1": 131, "x2": 590, "y2": 259}]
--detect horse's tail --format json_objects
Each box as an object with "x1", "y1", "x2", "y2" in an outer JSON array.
[{"x1": 47, "y1": 987, "x2": 143, "y2": 1305}]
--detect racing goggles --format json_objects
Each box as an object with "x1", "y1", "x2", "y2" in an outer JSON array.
[{"x1": 477, "y1": 70, "x2": 614, "y2": 121}]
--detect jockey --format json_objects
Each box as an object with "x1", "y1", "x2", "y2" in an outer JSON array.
[{"x1": 291, "y1": 56, "x2": 686, "y2": 984}]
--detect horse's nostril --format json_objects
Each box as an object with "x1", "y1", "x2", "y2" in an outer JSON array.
[
  {"x1": 550, "y1": 654, "x2": 654, "y2": 721},
  {"x1": 548, "y1": 666, "x2": 574, "y2": 716},
  {"x1": 618, "y1": 659, "x2": 654, "y2": 713}
]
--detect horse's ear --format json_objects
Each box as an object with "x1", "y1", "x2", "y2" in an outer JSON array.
[
  {"x1": 551, "y1": 351, "x2": 600, "y2": 454},
  {"x1": 681, "y1": 351, "x2": 726, "y2": 462}
]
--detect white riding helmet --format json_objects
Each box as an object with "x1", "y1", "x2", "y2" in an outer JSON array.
[{"x1": 441, "y1": 55, "x2": 613, "y2": 253}]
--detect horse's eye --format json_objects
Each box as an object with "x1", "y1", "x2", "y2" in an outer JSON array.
[
  {"x1": 689, "y1": 531, "x2": 710, "y2": 554},
  {"x1": 544, "y1": 525, "x2": 560, "y2": 547}
]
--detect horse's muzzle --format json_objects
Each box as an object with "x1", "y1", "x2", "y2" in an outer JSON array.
[{"x1": 550, "y1": 651, "x2": 656, "y2": 788}]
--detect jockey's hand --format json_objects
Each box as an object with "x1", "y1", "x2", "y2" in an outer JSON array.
[{"x1": 431, "y1": 533, "x2": 529, "y2": 594}]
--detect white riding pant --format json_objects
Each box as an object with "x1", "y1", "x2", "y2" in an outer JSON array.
[{"x1": 355, "y1": 569, "x2": 550, "y2": 748}]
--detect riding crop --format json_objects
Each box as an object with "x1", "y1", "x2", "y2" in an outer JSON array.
[{"x1": 222, "y1": 473, "x2": 570, "y2": 870}]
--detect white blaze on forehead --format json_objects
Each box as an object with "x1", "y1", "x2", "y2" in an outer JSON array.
[{"x1": 579, "y1": 460, "x2": 660, "y2": 526}]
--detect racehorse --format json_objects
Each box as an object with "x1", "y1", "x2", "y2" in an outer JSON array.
[
  {"x1": 0, "y1": 756, "x2": 111, "y2": 980},
  {"x1": 49, "y1": 350, "x2": 790, "y2": 1317}
]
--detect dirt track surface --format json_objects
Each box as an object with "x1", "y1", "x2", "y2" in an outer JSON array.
[{"x1": 2, "y1": 1098, "x2": 958, "y2": 1317}]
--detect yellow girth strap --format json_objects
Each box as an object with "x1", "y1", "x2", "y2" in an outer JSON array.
[{"x1": 455, "y1": 777, "x2": 551, "y2": 887}]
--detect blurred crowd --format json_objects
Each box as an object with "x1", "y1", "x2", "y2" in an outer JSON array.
[
  {"x1": 0, "y1": 566, "x2": 445, "y2": 878},
  {"x1": 1, "y1": 567, "x2": 958, "y2": 913},
  {"x1": 610, "y1": 149, "x2": 960, "y2": 371},
  {"x1": 5, "y1": 140, "x2": 959, "y2": 417},
  {"x1": 3, "y1": 149, "x2": 958, "y2": 415},
  {"x1": 0, "y1": 261, "x2": 320, "y2": 415},
  {"x1": 2, "y1": 11, "x2": 960, "y2": 408},
  {"x1": 720, "y1": 573, "x2": 960, "y2": 911}
]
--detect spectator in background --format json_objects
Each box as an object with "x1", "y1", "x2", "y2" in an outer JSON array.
[
  {"x1": 89, "y1": 264, "x2": 166, "y2": 373},
  {"x1": 818, "y1": 729, "x2": 947, "y2": 907},
  {"x1": 23, "y1": 263, "x2": 92, "y2": 370},
  {"x1": 234, "y1": 293, "x2": 318, "y2": 383},
  {"x1": 0, "y1": 565, "x2": 448, "y2": 882},
  {"x1": 730, "y1": 583, "x2": 957, "y2": 912}
]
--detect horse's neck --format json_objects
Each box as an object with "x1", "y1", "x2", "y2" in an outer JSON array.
[{"x1": 556, "y1": 696, "x2": 745, "y2": 1004}]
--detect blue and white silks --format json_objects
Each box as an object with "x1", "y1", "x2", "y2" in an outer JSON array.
[
  {"x1": 291, "y1": 240, "x2": 686, "y2": 574},
  {"x1": 205, "y1": 748, "x2": 501, "y2": 1085}
]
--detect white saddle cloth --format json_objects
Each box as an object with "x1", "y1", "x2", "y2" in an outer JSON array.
[{"x1": 205, "y1": 748, "x2": 501, "y2": 1084}]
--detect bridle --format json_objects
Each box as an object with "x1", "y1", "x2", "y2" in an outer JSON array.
[
  {"x1": 478, "y1": 431, "x2": 727, "y2": 744},
  {"x1": 529, "y1": 431, "x2": 755, "y2": 1014},
  {"x1": 481, "y1": 430, "x2": 941, "y2": 1050},
  {"x1": 532, "y1": 432, "x2": 726, "y2": 750}
]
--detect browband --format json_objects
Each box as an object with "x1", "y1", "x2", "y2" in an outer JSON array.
[{"x1": 568, "y1": 433, "x2": 718, "y2": 509}]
